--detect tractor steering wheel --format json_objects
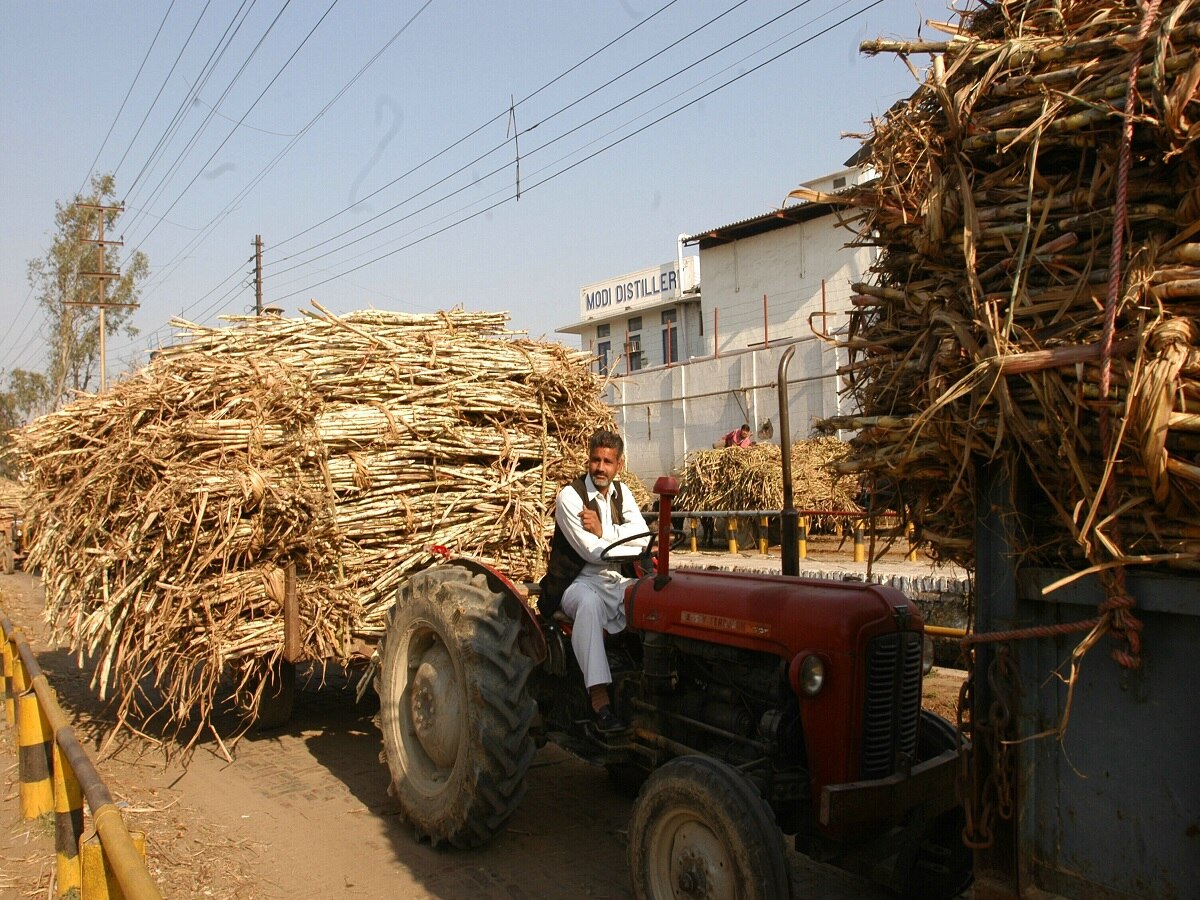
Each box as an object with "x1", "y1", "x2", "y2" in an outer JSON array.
[{"x1": 599, "y1": 528, "x2": 688, "y2": 567}]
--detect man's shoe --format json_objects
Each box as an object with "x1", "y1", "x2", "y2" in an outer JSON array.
[{"x1": 594, "y1": 704, "x2": 626, "y2": 733}]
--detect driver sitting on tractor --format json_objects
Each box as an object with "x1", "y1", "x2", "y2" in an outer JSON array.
[{"x1": 539, "y1": 428, "x2": 649, "y2": 733}]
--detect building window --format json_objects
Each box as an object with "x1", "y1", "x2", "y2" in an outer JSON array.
[
  {"x1": 627, "y1": 316, "x2": 642, "y2": 333},
  {"x1": 832, "y1": 176, "x2": 846, "y2": 189},
  {"x1": 661, "y1": 309, "x2": 678, "y2": 364},
  {"x1": 597, "y1": 323, "x2": 610, "y2": 338},
  {"x1": 626, "y1": 333, "x2": 643, "y2": 372},
  {"x1": 596, "y1": 341, "x2": 611, "y2": 376}
]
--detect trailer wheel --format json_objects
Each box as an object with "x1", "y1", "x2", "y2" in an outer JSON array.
[
  {"x1": 252, "y1": 659, "x2": 296, "y2": 729},
  {"x1": 629, "y1": 755, "x2": 791, "y2": 900},
  {"x1": 902, "y1": 710, "x2": 973, "y2": 900},
  {"x1": 375, "y1": 564, "x2": 535, "y2": 848}
]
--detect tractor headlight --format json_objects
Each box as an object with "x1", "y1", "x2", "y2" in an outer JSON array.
[{"x1": 798, "y1": 654, "x2": 825, "y2": 697}]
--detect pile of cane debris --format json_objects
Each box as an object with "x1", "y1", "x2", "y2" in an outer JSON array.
[
  {"x1": 15, "y1": 306, "x2": 612, "y2": 747},
  {"x1": 676, "y1": 438, "x2": 861, "y2": 529},
  {"x1": 806, "y1": 0, "x2": 1200, "y2": 584}
]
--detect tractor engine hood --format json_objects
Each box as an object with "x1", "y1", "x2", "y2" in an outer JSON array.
[{"x1": 625, "y1": 568, "x2": 922, "y2": 660}]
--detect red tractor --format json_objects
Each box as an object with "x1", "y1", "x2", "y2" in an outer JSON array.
[{"x1": 373, "y1": 473, "x2": 970, "y2": 899}]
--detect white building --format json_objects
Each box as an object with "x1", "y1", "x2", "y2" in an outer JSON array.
[{"x1": 559, "y1": 166, "x2": 876, "y2": 483}]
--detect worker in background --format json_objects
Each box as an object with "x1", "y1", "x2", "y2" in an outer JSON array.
[{"x1": 719, "y1": 423, "x2": 754, "y2": 448}]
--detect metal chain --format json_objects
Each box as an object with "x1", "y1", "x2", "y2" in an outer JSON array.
[{"x1": 959, "y1": 643, "x2": 1019, "y2": 849}]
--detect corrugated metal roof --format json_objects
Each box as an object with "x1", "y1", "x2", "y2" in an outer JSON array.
[
  {"x1": 681, "y1": 199, "x2": 833, "y2": 248},
  {"x1": 682, "y1": 177, "x2": 873, "y2": 249}
]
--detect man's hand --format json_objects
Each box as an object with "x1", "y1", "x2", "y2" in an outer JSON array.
[{"x1": 579, "y1": 507, "x2": 602, "y2": 537}]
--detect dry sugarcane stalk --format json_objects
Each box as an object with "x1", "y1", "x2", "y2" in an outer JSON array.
[{"x1": 15, "y1": 305, "x2": 614, "y2": 749}]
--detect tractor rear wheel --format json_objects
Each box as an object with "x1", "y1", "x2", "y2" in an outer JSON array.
[
  {"x1": 376, "y1": 564, "x2": 536, "y2": 848},
  {"x1": 629, "y1": 755, "x2": 791, "y2": 900}
]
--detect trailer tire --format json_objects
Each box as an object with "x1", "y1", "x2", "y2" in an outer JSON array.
[
  {"x1": 629, "y1": 755, "x2": 791, "y2": 900},
  {"x1": 376, "y1": 564, "x2": 535, "y2": 848}
]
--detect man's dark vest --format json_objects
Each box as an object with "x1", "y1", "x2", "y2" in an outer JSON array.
[{"x1": 538, "y1": 475, "x2": 627, "y2": 618}]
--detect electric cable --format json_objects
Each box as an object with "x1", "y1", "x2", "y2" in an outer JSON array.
[
  {"x1": 123, "y1": 0, "x2": 303, "y2": 245},
  {"x1": 122, "y1": 0, "x2": 258, "y2": 222},
  {"x1": 269, "y1": 0, "x2": 818, "y2": 279},
  {"x1": 274, "y1": 0, "x2": 886, "y2": 302}
]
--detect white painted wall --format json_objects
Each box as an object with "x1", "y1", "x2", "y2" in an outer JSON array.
[
  {"x1": 700, "y1": 214, "x2": 872, "y2": 357},
  {"x1": 607, "y1": 335, "x2": 850, "y2": 485}
]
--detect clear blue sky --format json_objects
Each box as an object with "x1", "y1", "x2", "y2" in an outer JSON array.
[{"x1": 1, "y1": 0, "x2": 954, "y2": 377}]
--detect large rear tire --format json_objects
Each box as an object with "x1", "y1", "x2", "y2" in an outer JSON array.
[
  {"x1": 376, "y1": 564, "x2": 536, "y2": 848},
  {"x1": 629, "y1": 755, "x2": 791, "y2": 900}
]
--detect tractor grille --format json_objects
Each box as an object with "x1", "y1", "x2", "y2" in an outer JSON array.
[{"x1": 861, "y1": 631, "x2": 923, "y2": 779}]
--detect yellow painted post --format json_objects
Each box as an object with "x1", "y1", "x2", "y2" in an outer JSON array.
[
  {"x1": 17, "y1": 690, "x2": 54, "y2": 819},
  {"x1": 758, "y1": 516, "x2": 769, "y2": 556},
  {"x1": 853, "y1": 519, "x2": 866, "y2": 563},
  {"x1": 727, "y1": 518, "x2": 739, "y2": 554},
  {"x1": 906, "y1": 522, "x2": 918, "y2": 562},
  {"x1": 687, "y1": 518, "x2": 698, "y2": 553},
  {"x1": 80, "y1": 829, "x2": 148, "y2": 899},
  {"x1": 798, "y1": 516, "x2": 808, "y2": 560},
  {"x1": 53, "y1": 740, "x2": 84, "y2": 896},
  {"x1": 2, "y1": 636, "x2": 14, "y2": 727}
]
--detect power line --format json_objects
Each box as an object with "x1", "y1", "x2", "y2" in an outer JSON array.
[
  {"x1": 123, "y1": 0, "x2": 299, "y2": 245},
  {"x1": 274, "y1": 0, "x2": 887, "y2": 302},
  {"x1": 112, "y1": 0, "x2": 219, "y2": 191},
  {"x1": 127, "y1": 0, "x2": 437, "y2": 309},
  {"x1": 78, "y1": 0, "x2": 179, "y2": 196},
  {"x1": 269, "y1": 0, "x2": 684, "y2": 253},
  {"x1": 268, "y1": 0, "x2": 817, "y2": 280}
]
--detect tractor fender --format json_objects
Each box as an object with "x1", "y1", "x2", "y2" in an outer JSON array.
[{"x1": 445, "y1": 557, "x2": 548, "y2": 665}]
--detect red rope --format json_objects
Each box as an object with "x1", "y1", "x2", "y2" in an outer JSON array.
[
  {"x1": 1093, "y1": 0, "x2": 1161, "y2": 670},
  {"x1": 962, "y1": 618, "x2": 1100, "y2": 646}
]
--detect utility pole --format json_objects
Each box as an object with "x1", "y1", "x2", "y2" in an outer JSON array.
[
  {"x1": 254, "y1": 235, "x2": 263, "y2": 315},
  {"x1": 71, "y1": 202, "x2": 134, "y2": 391}
]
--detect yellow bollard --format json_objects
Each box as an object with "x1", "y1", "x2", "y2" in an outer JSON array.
[
  {"x1": 2, "y1": 637, "x2": 13, "y2": 727},
  {"x1": 906, "y1": 522, "x2": 918, "y2": 562},
  {"x1": 687, "y1": 518, "x2": 698, "y2": 553},
  {"x1": 80, "y1": 829, "x2": 148, "y2": 900},
  {"x1": 728, "y1": 518, "x2": 739, "y2": 554},
  {"x1": 853, "y1": 519, "x2": 866, "y2": 563},
  {"x1": 54, "y1": 741, "x2": 84, "y2": 896},
  {"x1": 758, "y1": 516, "x2": 769, "y2": 556},
  {"x1": 798, "y1": 516, "x2": 808, "y2": 560},
  {"x1": 17, "y1": 690, "x2": 54, "y2": 819}
]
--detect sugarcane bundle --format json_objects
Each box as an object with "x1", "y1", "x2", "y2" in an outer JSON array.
[
  {"x1": 676, "y1": 438, "x2": 861, "y2": 528},
  {"x1": 811, "y1": 0, "x2": 1200, "y2": 578},
  {"x1": 0, "y1": 478, "x2": 26, "y2": 523},
  {"x1": 15, "y1": 305, "x2": 612, "y2": 746}
]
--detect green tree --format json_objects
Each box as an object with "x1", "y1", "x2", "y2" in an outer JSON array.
[
  {"x1": 25, "y1": 173, "x2": 148, "y2": 406},
  {"x1": 0, "y1": 368, "x2": 50, "y2": 478}
]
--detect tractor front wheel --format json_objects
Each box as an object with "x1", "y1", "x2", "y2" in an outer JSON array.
[
  {"x1": 376, "y1": 564, "x2": 536, "y2": 848},
  {"x1": 629, "y1": 755, "x2": 791, "y2": 900}
]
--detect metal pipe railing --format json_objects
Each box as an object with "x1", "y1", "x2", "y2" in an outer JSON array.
[{"x1": 2, "y1": 609, "x2": 162, "y2": 899}]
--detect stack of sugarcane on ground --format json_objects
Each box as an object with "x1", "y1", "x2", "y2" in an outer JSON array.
[
  {"x1": 676, "y1": 438, "x2": 862, "y2": 532},
  {"x1": 0, "y1": 478, "x2": 26, "y2": 524},
  {"x1": 15, "y1": 305, "x2": 612, "y2": 747},
  {"x1": 806, "y1": 0, "x2": 1200, "y2": 595}
]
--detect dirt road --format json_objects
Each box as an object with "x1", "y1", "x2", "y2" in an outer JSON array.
[{"x1": 2, "y1": 570, "x2": 964, "y2": 899}]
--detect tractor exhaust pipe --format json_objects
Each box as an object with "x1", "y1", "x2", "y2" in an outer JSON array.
[
  {"x1": 778, "y1": 345, "x2": 799, "y2": 577},
  {"x1": 652, "y1": 476, "x2": 679, "y2": 588}
]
